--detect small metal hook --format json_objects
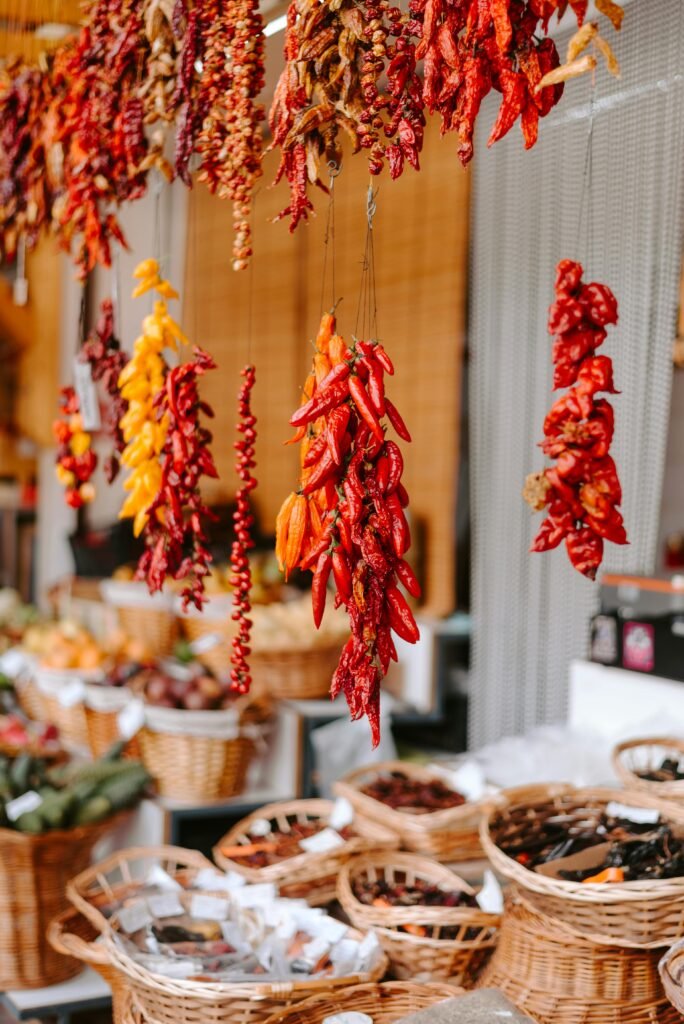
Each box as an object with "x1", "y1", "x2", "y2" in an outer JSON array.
[
  {"x1": 366, "y1": 184, "x2": 379, "y2": 227},
  {"x1": 327, "y1": 160, "x2": 341, "y2": 181}
]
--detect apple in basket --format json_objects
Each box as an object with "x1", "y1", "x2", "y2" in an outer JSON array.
[{"x1": 138, "y1": 660, "x2": 235, "y2": 711}]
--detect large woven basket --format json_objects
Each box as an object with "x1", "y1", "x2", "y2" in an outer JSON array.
[
  {"x1": 106, "y1": 925, "x2": 389, "y2": 1024},
  {"x1": 0, "y1": 814, "x2": 124, "y2": 989},
  {"x1": 262, "y1": 981, "x2": 463, "y2": 1024},
  {"x1": 15, "y1": 673, "x2": 43, "y2": 721},
  {"x1": 117, "y1": 606, "x2": 178, "y2": 658},
  {"x1": 480, "y1": 889, "x2": 665, "y2": 1005},
  {"x1": 337, "y1": 852, "x2": 499, "y2": 984},
  {"x1": 613, "y1": 737, "x2": 684, "y2": 800},
  {"x1": 33, "y1": 666, "x2": 95, "y2": 749},
  {"x1": 659, "y1": 939, "x2": 684, "y2": 1015},
  {"x1": 84, "y1": 683, "x2": 141, "y2": 760},
  {"x1": 250, "y1": 643, "x2": 342, "y2": 701},
  {"x1": 481, "y1": 785, "x2": 684, "y2": 948},
  {"x1": 47, "y1": 905, "x2": 130, "y2": 1024},
  {"x1": 213, "y1": 798, "x2": 399, "y2": 906},
  {"x1": 66, "y1": 845, "x2": 215, "y2": 932},
  {"x1": 334, "y1": 761, "x2": 485, "y2": 861},
  {"x1": 137, "y1": 700, "x2": 266, "y2": 802}
]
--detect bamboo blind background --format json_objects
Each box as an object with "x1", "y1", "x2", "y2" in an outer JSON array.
[{"x1": 183, "y1": 121, "x2": 470, "y2": 614}]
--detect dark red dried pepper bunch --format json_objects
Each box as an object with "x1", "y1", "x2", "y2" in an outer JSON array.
[
  {"x1": 52, "y1": 387, "x2": 98, "y2": 509},
  {"x1": 78, "y1": 298, "x2": 129, "y2": 484},
  {"x1": 189, "y1": 0, "x2": 265, "y2": 270},
  {"x1": 524, "y1": 258, "x2": 627, "y2": 579},
  {"x1": 277, "y1": 312, "x2": 420, "y2": 745},
  {"x1": 138, "y1": 347, "x2": 218, "y2": 609},
  {"x1": 230, "y1": 366, "x2": 258, "y2": 694}
]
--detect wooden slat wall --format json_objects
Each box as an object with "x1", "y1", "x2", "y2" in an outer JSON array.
[{"x1": 184, "y1": 121, "x2": 469, "y2": 614}]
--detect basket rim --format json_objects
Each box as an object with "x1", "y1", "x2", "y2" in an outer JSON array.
[
  {"x1": 259, "y1": 980, "x2": 463, "y2": 1024},
  {"x1": 613, "y1": 736, "x2": 684, "y2": 794},
  {"x1": 337, "y1": 850, "x2": 500, "y2": 929},
  {"x1": 480, "y1": 785, "x2": 684, "y2": 903},
  {"x1": 47, "y1": 906, "x2": 110, "y2": 965},
  {"x1": 659, "y1": 938, "x2": 684, "y2": 1009},
  {"x1": 0, "y1": 808, "x2": 129, "y2": 848},
  {"x1": 213, "y1": 798, "x2": 399, "y2": 881},
  {"x1": 334, "y1": 760, "x2": 487, "y2": 833}
]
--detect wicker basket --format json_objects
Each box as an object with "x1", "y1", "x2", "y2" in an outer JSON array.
[
  {"x1": 480, "y1": 785, "x2": 684, "y2": 948},
  {"x1": 137, "y1": 700, "x2": 266, "y2": 802},
  {"x1": 47, "y1": 905, "x2": 130, "y2": 1024},
  {"x1": 659, "y1": 939, "x2": 684, "y2": 1015},
  {"x1": 15, "y1": 673, "x2": 43, "y2": 721},
  {"x1": 613, "y1": 737, "x2": 684, "y2": 800},
  {"x1": 117, "y1": 606, "x2": 178, "y2": 658},
  {"x1": 33, "y1": 666, "x2": 95, "y2": 749},
  {"x1": 250, "y1": 643, "x2": 342, "y2": 701},
  {"x1": 337, "y1": 852, "x2": 499, "y2": 984},
  {"x1": 83, "y1": 683, "x2": 140, "y2": 760},
  {"x1": 213, "y1": 799, "x2": 400, "y2": 906},
  {"x1": 0, "y1": 814, "x2": 125, "y2": 989},
  {"x1": 334, "y1": 761, "x2": 486, "y2": 862},
  {"x1": 262, "y1": 981, "x2": 463, "y2": 1024},
  {"x1": 106, "y1": 926, "x2": 388, "y2": 1024},
  {"x1": 66, "y1": 845, "x2": 215, "y2": 932}
]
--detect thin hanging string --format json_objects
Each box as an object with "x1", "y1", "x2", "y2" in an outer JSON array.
[
  {"x1": 112, "y1": 243, "x2": 121, "y2": 340},
  {"x1": 78, "y1": 281, "x2": 87, "y2": 348},
  {"x1": 575, "y1": 80, "x2": 597, "y2": 270},
  {"x1": 354, "y1": 183, "x2": 379, "y2": 340},
  {"x1": 246, "y1": 190, "x2": 259, "y2": 365},
  {"x1": 319, "y1": 161, "x2": 340, "y2": 316}
]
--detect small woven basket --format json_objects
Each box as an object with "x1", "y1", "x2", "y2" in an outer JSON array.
[
  {"x1": 15, "y1": 673, "x2": 44, "y2": 721},
  {"x1": 613, "y1": 737, "x2": 684, "y2": 800},
  {"x1": 213, "y1": 798, "x2": 400, "y2": 906},
  {"x1": 117, "y1": 606, "x2": 178, "y2": 658},
  {"x1": 66, "y1": 845, "x2": 215, "y2": 932},
  {"x1": 250, "y1": 643, "x2": 342, "y2": 701},
  {"x1": 106, "y1": 927, "x2": 388, "y2": 1024},
  {"x1": 262, "y1": 981, "x2": 464, "y2": 1024},
  {"x1": 337, "y1": 852, "x2": 499, "y2": 984},
  {"x1": 334, "y1": 761, "x2": 485, "y2": 862},
  {"x1": 181, "y1": 616, "x2": 234, "y2": 678},
  {"x1": 47, "y1": 905, "x2": 130, "y2": 1024},
  {"x1": 481, "y1": 785, "x2": 684, "y2": 948},
  {"x1": 137, "y1": 700, "x2": 266, "y2": 802},
  {"x1": 0, "y1": 814, "x2": 125, "y2": 989},
  {"x1": 659, "y1": 939, "x2": 684, "y2": 1015},
  {"x1": 33, "y1": 666, "x2": 95, "y2": 749},
  {"x1": 84, "y1": 683, "x2": 140, "y2": 760}
]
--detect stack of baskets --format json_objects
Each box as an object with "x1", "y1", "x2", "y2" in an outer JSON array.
[
  {"x1": 334, "y1": 760, "x2": 486, "y2": 862},
  {"x1": 337, "y1": 851, "x2": 499, "y2": 985},
  {"x1": 214, "y1": 798, "x2": 399, "y2": 905},
  {"x1": 478, "y1": 784, "x2": 684, "y2": 1023}
]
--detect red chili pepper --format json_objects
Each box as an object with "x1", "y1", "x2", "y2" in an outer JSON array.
[
  {"x1": 366, "y1": 359, "x2": 386, "y2": 417},
  {"x1": 396, "y1": 558, "x2": 421, "y2": 598},
  {"x1": 349, "y1": 375, "x2": 384, "y2": 442},
  {"x1": 302, "y1": 438, "x2": 349, "y2": 495},
  {"x1": 326, "y1": 405, "x2": 351, "y2": 465},
  {"x1": 376, "y1": 454, "x2": 390, "y2": 493},
  {"x1": 312, "y1": 552, "x2": 332, "y2": 628},
  {"x1": 396, "y1": 482, "x2": 410, "y2": 508},
  {"x1": 386, "y1": 585, "x2": 420, "y2": 643},
  {"x1": 374, "y1": 344, "x2": 395, "y2": 376},
  {"x1": 384, "y1": 440, "x2": 404, "y2": 493},
  {"x1": 290, "y1": 376, "x2": 350, "y2": 427},
  {"x1": 303, "y1": 431, "x2": 328, "y2": 468},
  {"x1": 386, "y1": 491, "x2": 410, "y2": 557},
  {"x1": 385, "y1": 398, "x2": 412, "y2": 442},
  {"x1": 336, "y1": 510, "x2": 353, "y2": 554},
  {"x1": 360, "y1": 528, "x2": 390, "y2": 579},
  {"x1": 343, "y1": 480, "x2": 364, "y2": 524},
  {"x1": 332, "y1": 548, "x2": 352, "y2": 601},
  {"x1": 300, "y1": 524, "x2": 333, "y2": 570}
]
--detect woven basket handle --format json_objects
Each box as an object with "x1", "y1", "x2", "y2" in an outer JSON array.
[{"x1": 47, "y1": 912, "x2": 109, "y2": 965}]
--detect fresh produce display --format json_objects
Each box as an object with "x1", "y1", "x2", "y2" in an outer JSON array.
[
  {"x1": 360, "y1": 769, "x2": 466, "y2": 813},
  {"x1": 523, "y1": 259, "x2": 627, "y2": 579},
  {"x1": 135, "y1": 660, "x2": 241, "y2": 711},
  {"x1": 24, "y1": 620, "x2": 108, "y2": 672},
  {"x1": 219, "y1": 818, "x2": 358, "y2": 868},
  {"x1": 230, "y1": 366, "x2": 257, "y2": 694},
  {"x1": 277, "y1": 310, "x2": 420, "y2": 744},
  {"x1": 79, "y1": 298, "x2": 129, "y2": 484},
  {"x1": 0, "y1": 746, "x2": 150, "y2": 833},
  {"x1": 53, "y1": 387, "x2": 97, "y2": 509},
  {"x1": 0, "y1": 715, "x2": 60, "y2": 757},
  {"x1": 0, "y1": 590, "x2": 39, "y2": 652}
]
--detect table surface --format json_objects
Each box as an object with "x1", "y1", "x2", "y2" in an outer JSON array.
[{"x1": 1, "y1": 967, "x2": 111, "y2": 1020}]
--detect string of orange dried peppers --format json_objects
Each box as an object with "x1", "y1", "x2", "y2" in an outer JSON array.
[
  {"x1": 523, "y1": 258, "x2": 627, "y2": 579},
  {"x1": 277, "y1": 310, "x2": 419, "y2": 744},
  {"x1": 230, "y1": 366, "x2": 257, "y2": 694}
]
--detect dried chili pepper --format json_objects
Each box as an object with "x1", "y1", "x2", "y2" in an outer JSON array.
[
  {"x1": 79, "y1": 298, "x2": 129, "y2": 483},
  {"x1": 53, "y1": 388, "x2": 97, "y2": 509},
  {"x1": 524, "y1": 259, "x2": 627, "y2": 579},
  {"x1": 229, "y1": 365, "x2": 257, "y2": 692}
]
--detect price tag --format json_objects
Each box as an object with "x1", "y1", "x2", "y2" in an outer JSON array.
[
  {"x1": 476, "y1": 869, "x2": 504, "y2": 915},
  {"x1": 249, "y1": 817, "x2": 272, "y2": 838},
  {"x1": 189, "y1": 632, "x2": 222, "y2": 655},
  {"x1": 146, "y1": 865, "x2": 182, "y2": 891},
  {"x1": 605, "y1": 802, "x2": 660, "y2": 825},
  {"x1": 322, "y1": 1014, "x2": 373, "y2": 1024},
  {"x1": 329, "y1": 797, "x2": 354, "y2": 831},
  {"x1": 147, "y1": 893, "x2": 184, "y2": 918},
  {"x1": 117, "y1": 699, "x2": 145, "y2": 741},
  {"x1": 195, "y1": 868, "x2": 246, "y2": 892},
  {"x1": 117, "y1": 901, "x2": 153, "y2": 934},
  {"x1": 302, "y1": 936, "x2": 330, "y2": 963},
  {"x1": 312, "y1": 916, "x2": 348, "y2": 943},
  {"x1": 447, "y1": 759, "x2": 486, "y2": 801},
  {"x1": 73, "y1": 359, "x2": 101, "y2": 431},
  {"x1": 231, "y1": 883, "x2": 277, "y2": 908},
  {"x1": 189, "y1": 893, "x2": 230, "y2": 921},
  {"x1": 0, "y1": 650, "x2": 29, "y2": 678},
  {"x1": 6, "y1": 790, "x2": 42, "y2": 822},
  {"x1": 299, "y1": 828, "x2": 345, "y2": 854},
  {"x1": 57, "y1": 678, "x2": 86, "y2": 708}
]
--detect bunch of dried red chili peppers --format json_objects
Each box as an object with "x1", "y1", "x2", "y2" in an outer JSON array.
[
  {"x1": 277, "y1": 311, "x2": 420, "y2": 744},
  {"x1": 524, "y1": 258, "x2": 627, "y2": 579},
  {"x1": 53, "y1": 388, "x2": 98, "y2": 509},
  {"x1": 230, "y1": 366, "x2": 258, "y2": 693}
]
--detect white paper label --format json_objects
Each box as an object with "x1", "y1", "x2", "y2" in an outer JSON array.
[
  {"x1": 605, "y1": 801, "x2": 660, "y2": 825},
  {"x1": 310, "y1": 916, "x2": 348, "y2": 944},
  {"x1": 194, "y1": 867, "x2": 246, "y2": 892},
  {"x1": 117, "y1": 901, "x2": 153, "y2": 934},
  {"x1": 231, "y1": 883, "x2": 277, "y2": 908},
  {"x1": 12, "y1": 277, "x2": 28, "y2": 307},
  {"x1": 74, "y1": 359, "x2": 101, "y2": 431},
  {"x1": 146, "y1": 865, "x2": 182, "y2": 892},
  {"x1": 0, "y1": 649, "x2": 29, "y2": 678},
  {"x1": 329, "y1": 797, "x2": 354, "y2": 831},
  {"x1": 302, "y1": 936, "x2": 330, "y2": 963},
  {"x1": 57, "y1": 678, "x2": 86, "y2": 708},
  {"x1": 249, "y1": 817, "x2": 273, "y2": 838},
  {"x1": 356, "y1": 931, "x2": 379, "y2": 961},
  {"x1": 220, "y1": 921, "x2": 252, "y2": 952},
  {"x1": 446, "y1": 760, "x2": 485, "y2": 802},
  {"x1": 189, "y1": 632, "x2": 223, "y2": 655},
  {"x1": 299, "y1": 828, "x2": 345, "y2": 854},
  {"x1": 323, "y1": 1014, "x2": 373, "y2": 1024},
  {"x1": 476, "y1": 869, "x2": 504, "y2": 915},
  {"x1": 6, "y1": 790, "x2": 42, "y2": 822},
  {"x1": 189, "y1": 893, "x2": 230, "y2": 921},
  {"x1": 147, "y1": 893, "x2": 184, "y2": 918},
  {"x1": 117, "y1": 699, "x2": 145, "y2": 741}
]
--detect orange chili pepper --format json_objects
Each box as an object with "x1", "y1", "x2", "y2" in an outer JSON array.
[
  {"x1": 275, "y1": 491, "x2": 297, "y2": 571},
  {"x1": 220, "y1": 842, "x2": 277, "y2": 858},
  {"x1": 309, "y1": 497, "x2": 323, "y2": 537},
  {"x1": 284, "y1": 494, "x2": 309, "y2": 575},
  {"x1": 314, "y1": 352, "x2": 332, "y2": 385},
  {"x1": 329, "y1": 334, "x2": 348, "y2": 365},
  {"x1": 315, "y1": 312, "x2": 335, "y2": 354},
  {"x1": 582, "y1": 867, "x2": 625, "y2": 884}
]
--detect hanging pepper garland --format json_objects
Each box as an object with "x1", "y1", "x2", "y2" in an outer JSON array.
[
  {"x1": 78, "y1": 298, "x2": 129, "y2": 484},
  {"x1": 230, "y1": 366, "x2": 258, "y2": 693},
  {"x1": 523, "y1": 258, "x2": 627, "y2": 579},
  {"x1": 277, "y1": 308, "x2": 419, "y2": 745},
  {"x1": 53, "y1": 388, "x2": 97, "y2": 509}
]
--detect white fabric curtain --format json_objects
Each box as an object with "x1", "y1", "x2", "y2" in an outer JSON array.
[{"x1": 468, "y1": 1, "x2": 684, "y2": 746}]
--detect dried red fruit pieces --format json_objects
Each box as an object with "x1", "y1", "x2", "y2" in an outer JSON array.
[
  {"x1": 230, "y1": 366, "x2": 258, "y2": 694},
  {"x1": 524, "y1": 258, "x2": 627, "y2": 579}
]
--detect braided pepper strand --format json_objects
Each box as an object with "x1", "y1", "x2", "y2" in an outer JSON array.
[{"x1": 230, "y1": 365, "x2": 258, "y2": 694}]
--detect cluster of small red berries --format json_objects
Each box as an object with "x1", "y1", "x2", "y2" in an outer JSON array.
[{"x1": 230, "y1": 365, "x2": 257, "y2": 694}]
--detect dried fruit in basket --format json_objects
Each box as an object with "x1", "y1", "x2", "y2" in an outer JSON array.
[
  {"x1": 523, "y1": 259, "x2": 627, "y2": 579},
  {"x1": 230, "y1": 366, "x2": 258, "y2": 693},
  {"x1": 277, "y1": 310, "x2": 420, "y2": 744},
  {"x1": 221, "y1": 817, "x2": 357, "y2": 867},
  {"x1": 352, "y1": 875, "x2": 479, "y2": 937},
  {"x1": 360, "y1": 769, "x2": 466, "y2": 812}
]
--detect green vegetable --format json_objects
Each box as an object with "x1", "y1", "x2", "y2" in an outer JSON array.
[
  {"x1": 14, "y1": 810, "x2": 43, "y2": 834},
  {"x1": 10, "y1": 753, "x2": 33, "y2": 796},
  {"x1": 73, "y1": 796, "x2": 112, "y2": 826}
]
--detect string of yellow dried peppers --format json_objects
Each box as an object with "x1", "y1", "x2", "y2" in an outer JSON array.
[{"x1": 277, "y1": 310, "x2": 420, "y2": 744}]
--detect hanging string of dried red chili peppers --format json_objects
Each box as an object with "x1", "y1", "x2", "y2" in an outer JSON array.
[
  {"x1": 524, "y1": 258, "x2": 627, "y2": 579},
  {"x1": 53, "y1": 388, "x2": 98, "y2": 509},
  {"x1": 230, "y1": 366, "x2": 258, "y2": 693}
]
